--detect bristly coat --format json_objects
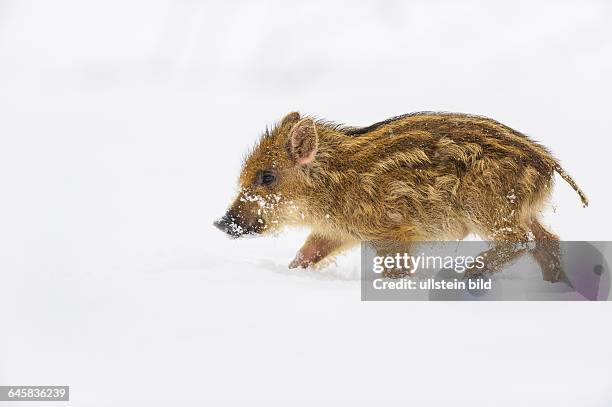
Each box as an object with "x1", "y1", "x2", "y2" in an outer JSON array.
[{"x1": 214, "y1": 111, "x2": 587, "y2": 281}]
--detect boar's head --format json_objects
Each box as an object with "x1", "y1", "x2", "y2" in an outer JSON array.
[{"x1": 214, "y1": 112, "x2": 318, "y2": 238}]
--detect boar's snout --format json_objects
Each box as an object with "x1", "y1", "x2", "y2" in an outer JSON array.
[
  {"x1": 213, "y1": 212, "x2": 242, "y2": 238},
  {"x1": 213, "y1": 209, "x2": 264, "y2": 238}
]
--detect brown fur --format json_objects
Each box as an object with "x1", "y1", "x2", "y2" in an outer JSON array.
[{"x1": 215, "y1": 111, "x2": 588, "y2": 279}]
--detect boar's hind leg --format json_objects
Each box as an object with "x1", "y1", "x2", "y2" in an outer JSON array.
[
  {"x1": 288, "y1": 233, "x2": 352, "y2": 269},
  {"x1": 465, "y1": 230, "x2": 530, "y2": 278},
  {"x1": 529, "y1": 219, "x2": 566, "y2": 283}
]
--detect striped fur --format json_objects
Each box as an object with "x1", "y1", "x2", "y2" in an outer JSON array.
[{"x1": 222, "y1": 111, "x2": 587, "y2": 272}]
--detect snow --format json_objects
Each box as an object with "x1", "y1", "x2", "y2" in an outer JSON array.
[{"x1": 1, "y1": 1, "x2": 611, "y2": 406}]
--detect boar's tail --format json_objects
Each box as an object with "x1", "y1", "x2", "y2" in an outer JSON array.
[{"x1": 554, "y1": 163, "x2": 589, "y2": 207}]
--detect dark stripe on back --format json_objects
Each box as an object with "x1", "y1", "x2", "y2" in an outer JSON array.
[
  {"x1": 343, "y1": 111, "x2": 438, "y2": 136},
  {"x1": 340, "y1": 111, "x2": 553, "y2": 169}
]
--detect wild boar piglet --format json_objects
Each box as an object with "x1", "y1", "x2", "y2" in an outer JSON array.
[{"x1": 214, "y1": 111, "x2": 588, "y2": 281}]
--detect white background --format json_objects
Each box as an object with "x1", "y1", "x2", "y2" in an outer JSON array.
[{"x1": 0, "y1": 1, "x2": 611, "y2": 406}]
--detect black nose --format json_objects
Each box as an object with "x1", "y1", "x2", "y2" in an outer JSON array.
[
  {"x1": 213, "y1": 214, "x2": 242, "y2": 238},
  {"x1": 213, "y1": 215, "x2": 229, "y2": 233},
  {"x1": 213, "y1": 218, "x2": 227, "y2": 232}
]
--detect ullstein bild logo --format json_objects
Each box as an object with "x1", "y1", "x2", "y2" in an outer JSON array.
[{"x1": 360, "y1": 241, "x2": 611, "y2": 301}]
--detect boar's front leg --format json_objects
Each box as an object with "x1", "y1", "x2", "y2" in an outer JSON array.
[{"x1": 288, "y1": 233, "x2": 349, "y2": 269}]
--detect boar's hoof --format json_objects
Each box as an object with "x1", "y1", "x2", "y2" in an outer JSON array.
[{"x1": 288, "y1": 253, "x2": 311, "y2": 269}]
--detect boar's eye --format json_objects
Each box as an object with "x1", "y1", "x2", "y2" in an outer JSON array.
[{"x1": 261, "y1": 169, "x2": 276, "y2": 186}]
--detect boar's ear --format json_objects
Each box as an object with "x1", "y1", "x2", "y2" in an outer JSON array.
[
  {"x1": 280, "y1": 111, "x2": 301, "y2": 129},
  {"x1": 289, "y1": 118, "x2": 318, "y2": 165}
]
